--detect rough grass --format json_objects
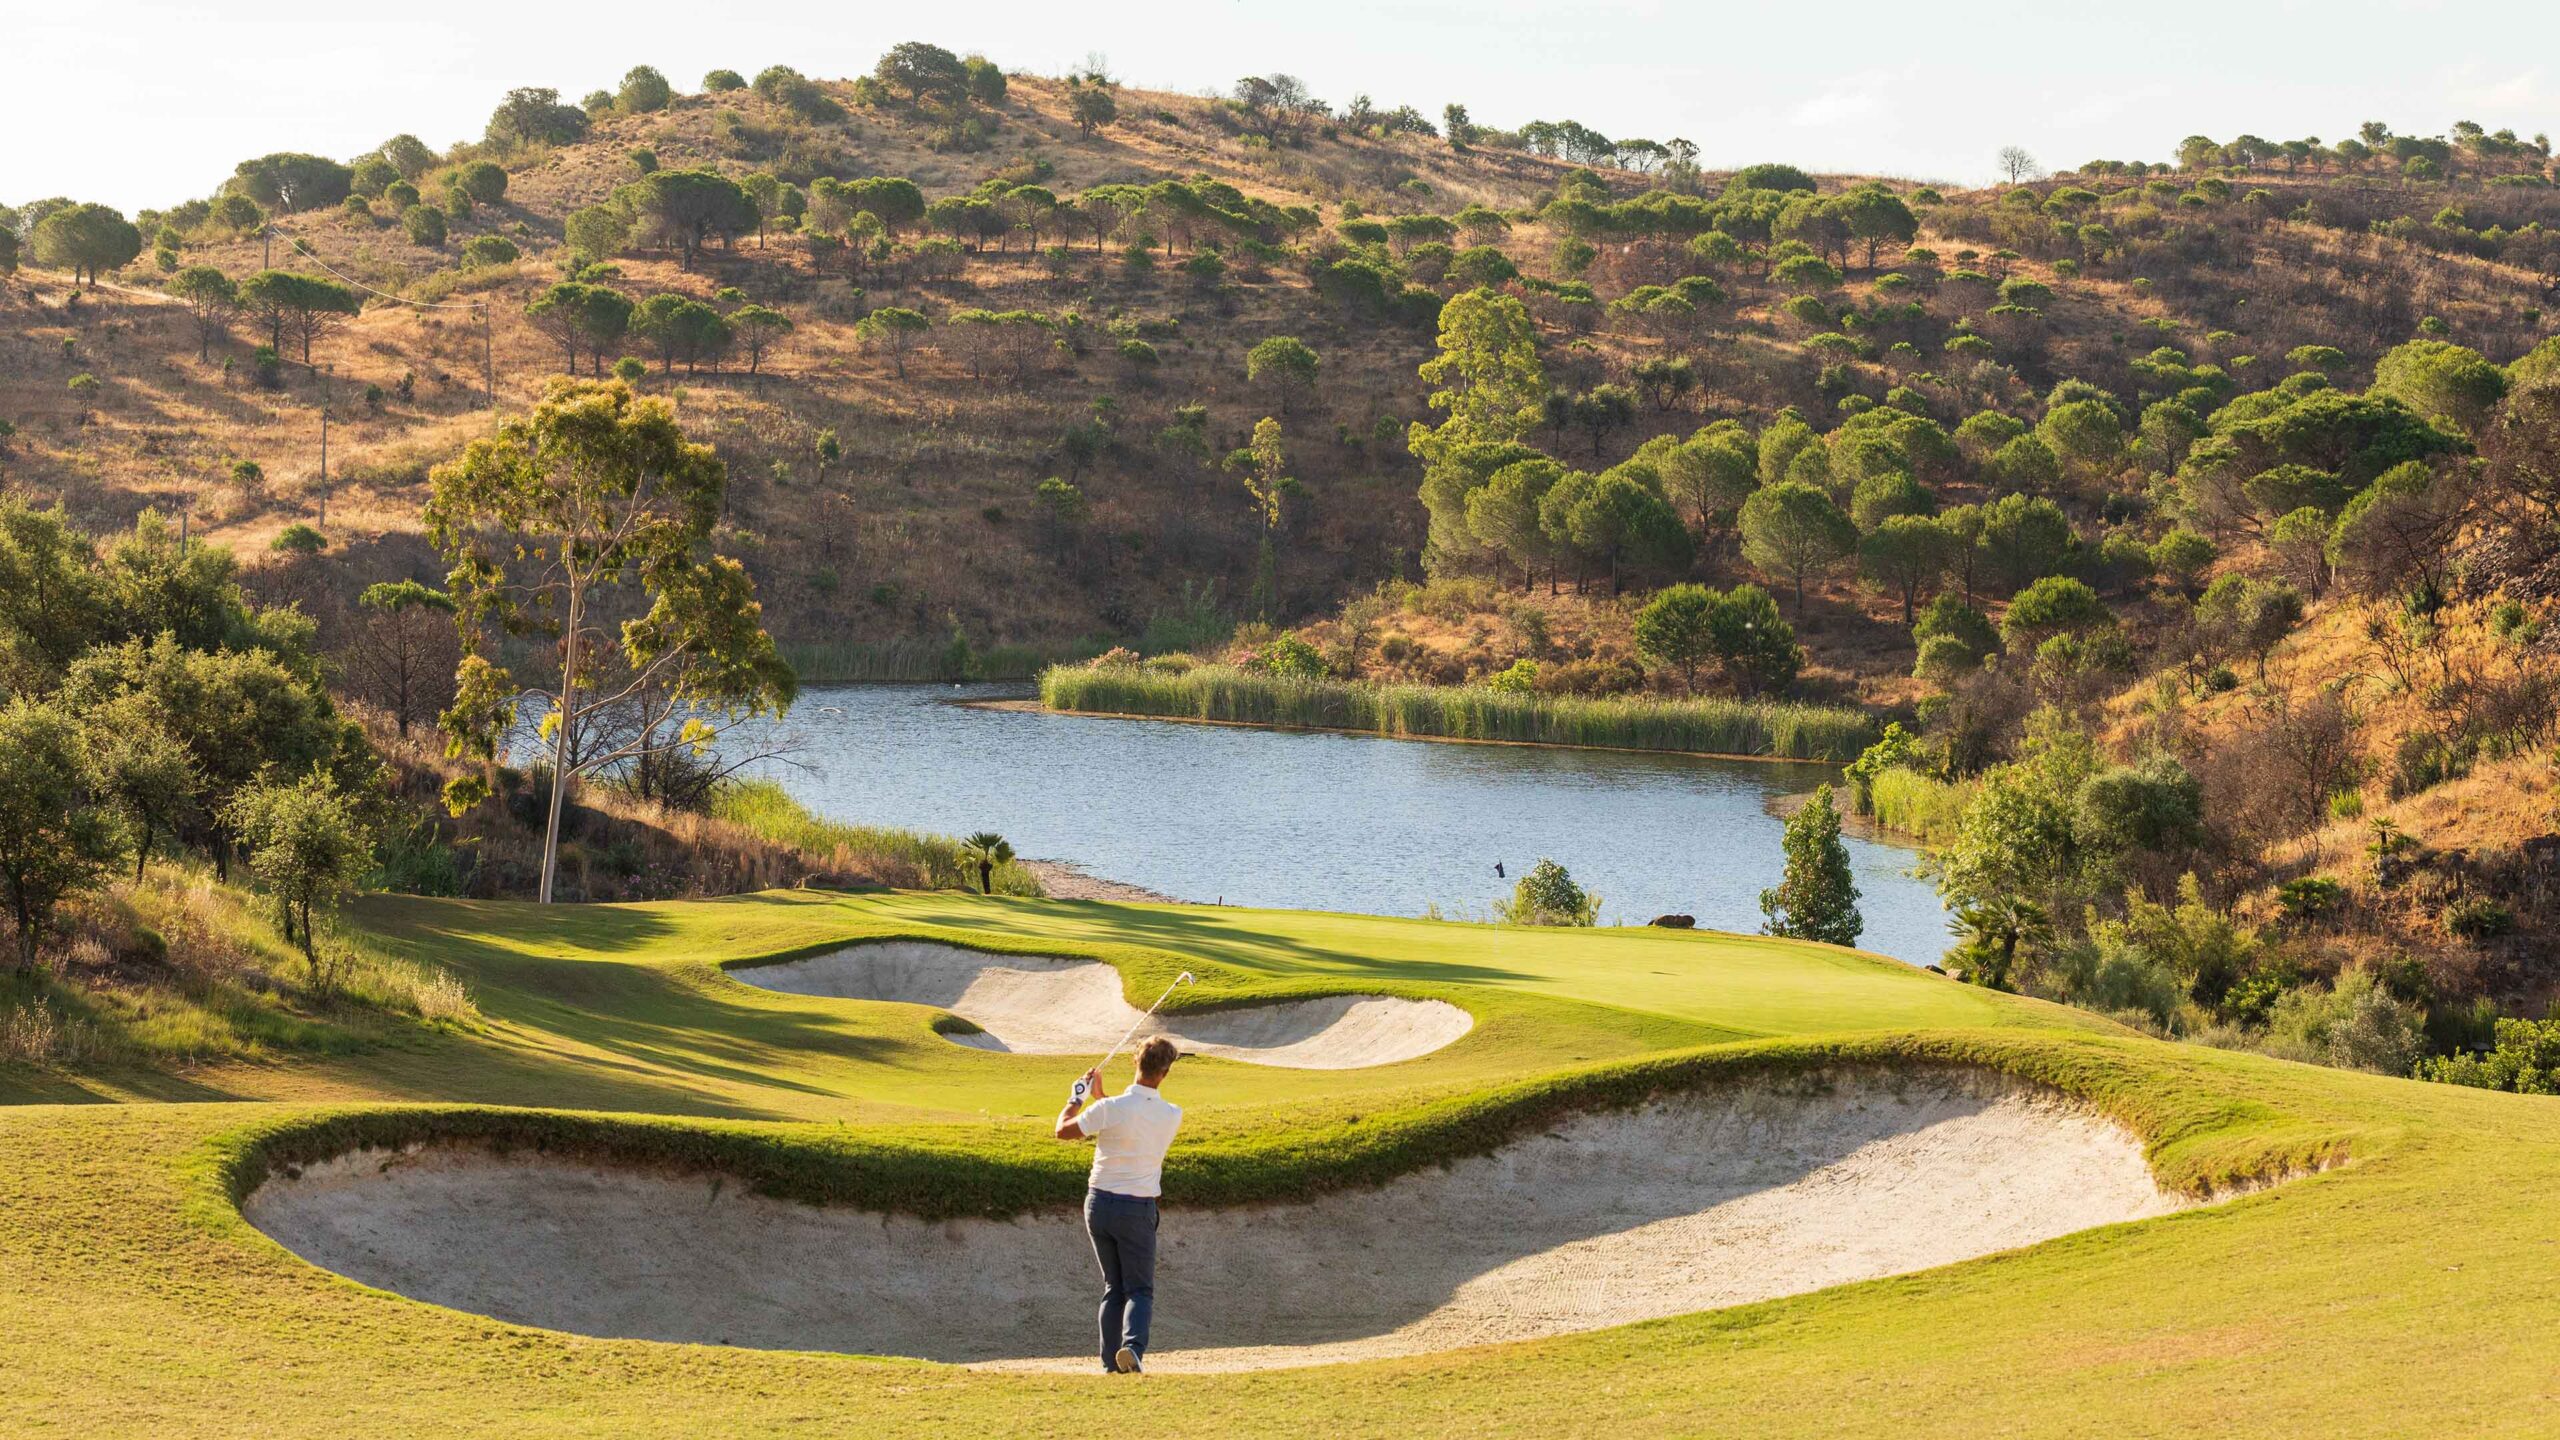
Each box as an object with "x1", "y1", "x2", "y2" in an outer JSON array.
[
  {"x1": 1041, "y1": 664, "x2": 1880, "y2": 761},
  {"x1": 0, "y1": 865, "x2": 477, "y2": 1073},
  {"x1": 1, "y1": 888, "x2": 2555, "y2": 1437},
  {"x1": 709, "y1": 781, "x2": 1043, "y2": 897}
]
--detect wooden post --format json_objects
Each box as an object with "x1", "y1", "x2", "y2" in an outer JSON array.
[{"x1": 317, "y1": 364, "x2": 331, "y2": 528}]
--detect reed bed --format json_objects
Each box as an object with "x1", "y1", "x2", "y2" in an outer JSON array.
[
  {"x1": 1866, "y1": 768, "x2": 1976, "y2": 845},
  {"x1": 1039, "y1": 665, "x2": 1879, "y2": 762}
]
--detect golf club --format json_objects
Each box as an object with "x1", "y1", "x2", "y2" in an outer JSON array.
[{"x1": 1071, "y1": 971, "x2": 1195, "y2": 1103}]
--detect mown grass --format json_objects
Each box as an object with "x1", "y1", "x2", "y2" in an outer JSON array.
[
  {"x1": 5, "y1": 888, "x2": 2558, "y2": 1439},
  {"x1": 206, "y1": 1028, "x2": 2346, "y2": 1226},
  {"x1": 1867, "y1": 767, "x2": 1977, "y2": 845},
  {"x1": 1040, "y1": 664, "x2": 1881, "y2": 762},
  {"x1": 709, "y1": 780, "x2": 1043, "y2": 896}
]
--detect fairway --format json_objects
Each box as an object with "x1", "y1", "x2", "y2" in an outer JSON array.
[{"x1": 2, "y1": 888, "x2": 2556, "y2": 1436}]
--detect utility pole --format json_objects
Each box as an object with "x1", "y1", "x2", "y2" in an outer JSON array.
[
  {"x1": 479, "y1": 303, "x2": 495, "y2": 409},
  {"x1": 317, "y1": 363, "x2": 332, "y2": 529},
  {"x1": 261, "y1": 222, "x2": 272, "y2": 269}
]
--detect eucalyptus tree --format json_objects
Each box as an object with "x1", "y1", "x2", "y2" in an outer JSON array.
[{"x1": 426, "y1": 379, "x2": 795, "y2": 903}]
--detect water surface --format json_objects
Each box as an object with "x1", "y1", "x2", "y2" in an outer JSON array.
[{"x1": 740, "y1": 684, "x2": 1956, "y2": 966}]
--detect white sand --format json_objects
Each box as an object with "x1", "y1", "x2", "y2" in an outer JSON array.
[
  {"x1": 730, "y1": 941, "x2": 1474, "y2": 1069},
  {"x1": 245, "y1": 1069, "x2": 2188, "y2": 1372}
]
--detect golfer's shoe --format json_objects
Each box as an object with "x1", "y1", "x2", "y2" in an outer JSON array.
[{"x1": 1114, "y1": 1345, "x2": 1142, "y2": 1374}]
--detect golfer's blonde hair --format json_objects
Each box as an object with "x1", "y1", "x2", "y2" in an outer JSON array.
[{"x1": 1137, "y1": 1036, "x2": 1181, "y2": 1078}]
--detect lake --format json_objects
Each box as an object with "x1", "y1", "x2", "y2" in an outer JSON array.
[{"x1": 741, "y1": 684, "x2": 1957, "y2": 966}]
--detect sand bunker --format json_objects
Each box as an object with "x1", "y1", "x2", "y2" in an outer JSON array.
[
  {"x1": 730, "y1": 941, "x2": 1473, "y2": 1069},
  {"x1": 245, "y1": 1070, "x2": 2188, "y2": 1372}
]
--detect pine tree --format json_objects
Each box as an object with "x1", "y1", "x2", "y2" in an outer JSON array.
[{"x1": 1761, "y1": 783, "x2": 1863, "y2": 947}]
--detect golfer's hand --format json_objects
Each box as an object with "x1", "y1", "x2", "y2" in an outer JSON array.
[{"x1": 1080, "y1": 1066, "x2": 1105, "y2": 1099}]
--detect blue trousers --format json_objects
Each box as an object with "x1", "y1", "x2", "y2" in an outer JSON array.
[{"x1": 1084, "y1": 1189, "x2": 1159, "y2": 1369}]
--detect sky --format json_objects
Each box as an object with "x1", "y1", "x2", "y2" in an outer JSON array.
[{"x1": 5, "y1": 0, "x2": 2556, "y2": 214}]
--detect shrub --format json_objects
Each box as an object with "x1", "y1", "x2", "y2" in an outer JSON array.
[
  {"x1": 2275, "y1": 876, "x2": 2345, "y2": 921},
  {"x1": 1249, "y1": 633, "x2": 1328, "y2": 680},
  {"x1": 2442, "y1": 895, "x2": 2514, "y2": 941},
  {"x1": 2418, "y1": 1016, "x2": 2560, "y2": 1094},
  {"x1": 460, "y1": 235, "x2": 519, "y2": 267},
  {"x1": 2263, "y1": 964, "x2": 2427, "y2": 1075},
  {"x1": 401, "y1": 204, "x2": 447, "y2": 247},
  {"x1": 1497, "y1": 859, "x2": 1598, "y2": 926},
  {"x1": 269, "y1": 524, "x2": 325, "y2": 555}
]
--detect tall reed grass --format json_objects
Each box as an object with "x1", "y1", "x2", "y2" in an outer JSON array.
[
  {"x1": 711, "y1": 780, "x2": 1043, "y2": 896},
  {"x1": 1866, "y1": 768, "x2": 1976, "y2": 845},
  {"x1": 1039, "y1": 665, "x2": 1879, "y2": 762}
]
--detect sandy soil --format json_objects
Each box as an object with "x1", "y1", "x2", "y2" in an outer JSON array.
[
  {"x1": 1016, "y1": 859, "x2": 1183, "y2": 904},
  {"x1": 244, "y1": 1069, "x2": 2189, "y2": 1372},
  {"x1": 729, "y1": 941, "x2": 1474, "y2": 1069}
]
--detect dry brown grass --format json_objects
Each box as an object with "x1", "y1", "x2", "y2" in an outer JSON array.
[{"x1": 8, "y1": 68, "x2": 2552, "y2": 664}]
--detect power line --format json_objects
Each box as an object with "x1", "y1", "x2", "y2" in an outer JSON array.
[
  {"x1": 273, "y1": 224, "x2": 498, "y2": 409},
  {"x1": 276, "y1": 228, "x2": 490, "y2": 310}
]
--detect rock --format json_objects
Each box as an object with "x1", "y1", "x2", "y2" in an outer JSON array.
[{"x1": 1649, "y1": 914, "x2": 1696, "y2": 929}]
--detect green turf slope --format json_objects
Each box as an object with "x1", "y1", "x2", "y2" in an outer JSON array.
[{"x1": 1, "y1": 889, "x2": 2552, "y2": 1438}]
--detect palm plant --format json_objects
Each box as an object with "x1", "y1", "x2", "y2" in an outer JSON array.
[
  {"x1": 1948, "y1": 893, "x2": 2051, "y2": 991},
  {"x1": 960, "y1": 831, "x2": 1014, "y2": 895}
]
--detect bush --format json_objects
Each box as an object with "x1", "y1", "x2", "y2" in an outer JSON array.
[
  {"x1": 2275, "y1": 876, "x2": 2345, "y2": 921},
  {"x1": 1249, "y1": 633, "x2": 1328, "y2": 681},
  {"x1": 2442, "y1": 895, "x2": 2514, "y2": 941},
  {"x1": 2263, "y1": 964, "x2": 2427, "y2": 1075},
  {"x1": 460, "y1": 235, "x2": 519, "y2": 267},
  {"x1": 269, "y1": 524, "x2": 325, "y2": 555},
  {"x1": 1497, "y1": 859, "x2": 1598, "y2": 926},
  {"x1": 402, "y1": 204, "x2": 447, "y2": 247},
  {"x1": 2418, "y1": 1016, "x2": 2560, "y2": 1094}
]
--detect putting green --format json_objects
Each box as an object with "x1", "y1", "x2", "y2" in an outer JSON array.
[{"x1": 2, "y1": 889, "x2": 2554, "y2": 1437}]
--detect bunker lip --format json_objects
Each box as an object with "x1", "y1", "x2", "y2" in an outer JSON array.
[
  {"x1": 241, "y1": 1067, "x2": 2195, "y2": 1373},
  {"x1": 726, "y1": 940, "x2": 1474, "y2": 1069}
]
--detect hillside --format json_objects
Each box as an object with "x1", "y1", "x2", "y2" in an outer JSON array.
[
  {"x1": 10, "y1": 45, "x2": 2560, "y2": 1074},
  {"x1": 9, "y1": 58, "x2": 2554, "y2": 666}
]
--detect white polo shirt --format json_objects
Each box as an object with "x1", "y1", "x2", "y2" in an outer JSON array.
[{"x1": 1078, "y1": 1083, "x2": 1183, "y2": 1198}]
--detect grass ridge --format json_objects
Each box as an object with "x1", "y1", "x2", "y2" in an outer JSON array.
[{"x1": 200, "y1": 1030, "x2": 2349, "y2": 1230}]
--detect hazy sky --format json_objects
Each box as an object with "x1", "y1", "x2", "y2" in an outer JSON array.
[{"x1": 7, "y1": 0, "x2": 2556, "y2": 213}]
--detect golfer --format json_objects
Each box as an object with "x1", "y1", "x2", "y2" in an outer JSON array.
[{"x1": 1054, "y1": 1035, "x2": 1184, "y2": 1374}]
